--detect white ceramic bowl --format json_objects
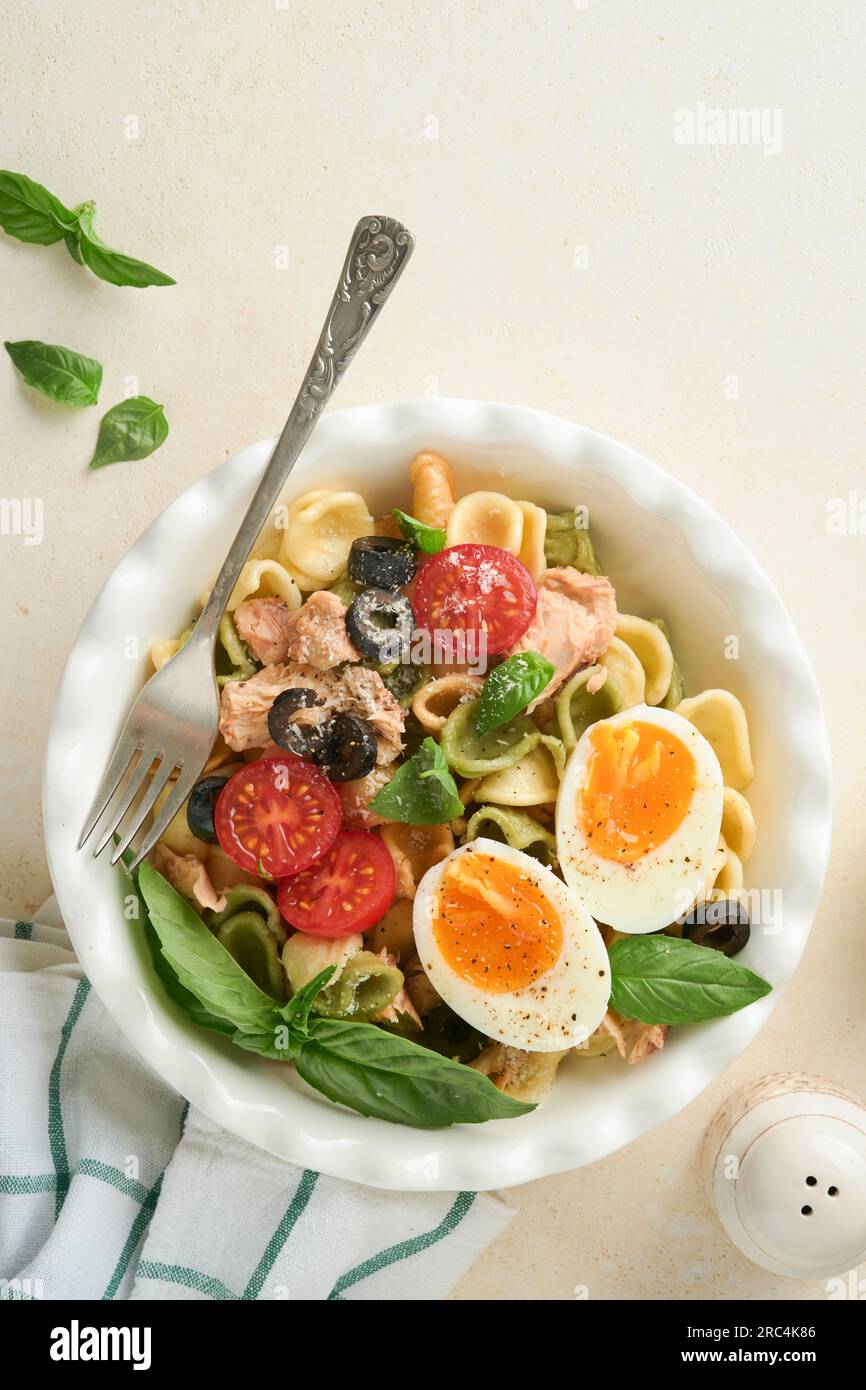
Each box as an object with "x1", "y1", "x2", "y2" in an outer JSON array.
[{"x1": 43, "y1": 399, "x2": 832, "y2": 1191}]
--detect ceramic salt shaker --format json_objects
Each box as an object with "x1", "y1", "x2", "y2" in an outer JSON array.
[{"x1": 703, "y1": 1072, "x2": 866, "y2": 1280}]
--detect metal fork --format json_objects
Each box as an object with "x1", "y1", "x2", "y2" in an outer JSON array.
[{"x1": 79, "y1": 215, "x2": 414, "y2": 869}]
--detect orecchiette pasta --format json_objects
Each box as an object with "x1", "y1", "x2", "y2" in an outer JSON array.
[
  {"x1": 379, "y1": 823, "x2": 455, "y2": 899},
  {"x1": 715, "y1": 845, "x2": 744, "y2": 895},
  {"x1": 150, "y1": 636, "x2": 182, "y2": 672},
  {"x1": 471, "y1": 1042, "x2": 568, "y2": 1102},
  {"x1": 676, "y1": 689, "x2": 754, "y2": 790},
  {"x1": 153, "y1": 780, "x2": 209, "y2": 860},
  {"x1": 473, "y1": 742, "x2": 561, "y2": 806},
  {"x1": 517, "y1": 500, "x2": 547, "y2": 581},
  {"x1": 600, "y1": 635, "x2": 646, "y2": 707},
  {"x1": 364, "y1": 898, "x2": 415, "y2": 964},
  {"x1": 409, "y1": 451, "x2": 456, "y2": 528},
  {"x1": 411, "y1": 674, "x2": 484, "y2": 733},
  {"x1": 721, "y1": 786, "x2": 757, "y2": 864},
  {"x1": 446, "y1": 490, "x2": 524, "y2": 553},
  {"x1": 206, "y1": 846, "x2": 262, "y2": 892},
  {"x1": 462, "y1": 805, "x2": 558, "y2": 865},
  {"x1": 279, "y1": 489, "x2": 373, "y2": 587},
  {"x1": 614, "y1": 614, "x2": 674, "y2": 706},
  {"x1": 225, "y1": 558, "x2": 302, "y2": 613},
  {"x1": 555, "y1": 664, "x2": 626, "y2": 750}
]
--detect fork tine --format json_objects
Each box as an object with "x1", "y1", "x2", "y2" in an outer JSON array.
[
  {"x1": 78, "y1": 733, "x2": 143, "y2": 850},
  {"x1": 109, "y1": 758, "x2": 177, "y2": 865},
  {"x1": 92, "y1": 749, "x2": 161, "y2": 858},
  {"x1": 124, "y1": 764, "x2": 200, "y2": 870}
]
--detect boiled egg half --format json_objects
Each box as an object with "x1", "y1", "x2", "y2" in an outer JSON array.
[
  {"x1": 556, "y1": 705, "x2": 723, "y2": 934},
  {"x1": 413, "y1": 839, "x2": 611, "y2": 1052}
]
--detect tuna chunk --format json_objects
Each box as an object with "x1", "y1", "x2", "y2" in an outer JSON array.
[
  {"x1": 234, "y1": 590, "x2": 359, "y2": 670},
  {"x1": 233, "y1": 596, "x2": 296, "y2": 665},
  {"x1": 598, "y1": 1008, "x2": 668, "y2": 1065},
  {"x1": 219, "y1": 662, "x2": 405, "y2": 762},
  {"x1": 338, "y1": 666, "x2": 405, "y2": 764},
  {"x1": 153, "y1": 841, "x2": 227, "y2": 914},
  {"x1": 510, "y1": 567, "x2": 617, "y2": 705}
]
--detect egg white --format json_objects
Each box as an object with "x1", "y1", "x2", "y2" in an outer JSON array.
[
  {"x1": 556, "y1": 704, "x2": 723, "y2": 934},
  {"x1": 413, "y1": 839, "x2": 611, "y2": 1053}
]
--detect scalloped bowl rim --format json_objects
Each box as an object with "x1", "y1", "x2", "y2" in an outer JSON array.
[{"x1": 43, "y1": 399, "x2": 832, "y2": 1191}]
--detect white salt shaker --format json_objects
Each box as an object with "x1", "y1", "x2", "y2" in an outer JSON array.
[{"x1": 703, "y1": 1072, "x2": 866, "y2": 1280}]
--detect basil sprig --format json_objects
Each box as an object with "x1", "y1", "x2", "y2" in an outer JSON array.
[
  {"x1": 369, "y1": 736, "x2": 463, "y2": 824},
  {"x1": 5, "y1": 339, "x2": 102, "y2": 407},
  {"x1": 72, "y1": 200, "x2": 175, "y2": 289},
  {"x1": 138, "y1": 863, "x2": 532, "y2": 1128},
  {"x1": 0, "y1": 170, "x2": 174, "y2": 287},
  {"x1": 89, "y1": 396, "x2": 169, "y2": 469},
  {"x1": 393, "y1": 508, "x2": 446, "y2": 555},
  {"x1": 475, "y1": 651, "x2": 555, "y2": 736},
  {"x1": 608, "y1": 935, "x2": 771, "y2": 1025}
]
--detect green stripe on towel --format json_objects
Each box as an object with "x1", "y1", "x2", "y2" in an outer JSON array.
[
  {"x1": 135, "y1": 1260, "x2": 238, "y2": 1301},
  {"x1": 242, "y1": 1168, "x2": 318, "y2": 1300},
  {"x1": 48, "y1": 978, "x2": 91, "y2": 1218},
  {"x1": 328, "y1": 1190, "x2": 477, "y2": 1300}
]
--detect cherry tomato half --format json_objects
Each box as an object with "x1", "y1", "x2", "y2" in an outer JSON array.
[
  {"x1": 412, "y1": 543, "x2": 537, "y2": 655},
  {"x1": 277, "y1": 830, "x2": 396, "y2": 938},
  {"x1": 215, "y1": 755, "x2": 341, "y2": 878}
]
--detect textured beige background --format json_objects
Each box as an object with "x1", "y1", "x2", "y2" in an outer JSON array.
[{"x1": 1, "y1": 0, "x2": 864, "y2": 1300}]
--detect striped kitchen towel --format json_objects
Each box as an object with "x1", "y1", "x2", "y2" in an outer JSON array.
[{"x1": 0, "y1": 908, "x2": 512, "y2": 1301}]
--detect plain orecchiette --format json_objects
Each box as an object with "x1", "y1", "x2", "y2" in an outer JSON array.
[
  {"x1": 446, "y1": 490, "x2": 524, "y2": 553},
  {"x1": 715, "y1": 845, "x2": 744, "y2": 895},
  {"x1": 225, "y1": 558, "x2": 302, "y2": 612},
  {"x1": 379, "y1": 822, "x2": 455, "y2": 899},
  {"x1": 473, "y1": 743, "x2": 561, "y2": 806},
  {"x1": 615, "y1": 614, "x2": 674, "y2": 706},
  {"x1": 279, "y1": 489, "x2": 373, "y2": 586},
  {"x1": 517, "y1": 500, "x2": 547, "y2": 581},
  {"x1": 150, "y1": 637, "x2": 181, "y2": 672},
  {"x1": 721, "y1": 786, "x2": 756, "y2": 864},
  {"x1": 600, "y1": 635, "x2": 646, "y2": 707},
  {"x1": 364, "y1": 898, "x2": 415, "y2": 965},
  {"x1": 409, "y1": 452, "x2": 456, "y2": 528},
  {"x1": 676, "y1": 688, "x2": 754, "y2": 790},
  {"x1": 411, "y1": 674, "x2": 484, "y2": 733},
  {"x1": 153, "y1": 780, "x2": 208, "y2": 860}
]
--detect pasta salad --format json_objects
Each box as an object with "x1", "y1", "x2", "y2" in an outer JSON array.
[{"x1": 135, "y1": 451, "x2": 770, "y2": 1128}]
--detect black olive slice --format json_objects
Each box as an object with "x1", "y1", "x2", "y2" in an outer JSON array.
[
  {"x1": 346, "y1": 589, "x2": 414, "y2": 664},
  {"x1": 682, "y1": 898, "x2": 751, "y2": 956},
  {"x1": 267, "y1": 688, "x2": 328, "y2": 762},
  {"x1": 186, "y1": 775, "x2": 229, "y2": 843},
  {"x1": 348, "y1": 535, "x2": 416, "y2": 590},
  {"x1": 320, "y1": 713, "x2": 378, "y2": 782}
]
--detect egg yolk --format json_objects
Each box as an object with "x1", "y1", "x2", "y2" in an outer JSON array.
[
  {"x1": 432, "y1": 852, "x2": 563, "y2": 993},
  {"x1": 578, "y1": 719, "x2": 696, "y2": 863}
]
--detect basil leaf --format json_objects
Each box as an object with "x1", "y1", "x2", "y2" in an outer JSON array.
[
  {"x1": 114, "y1": 850, "x2": 236, "y2": 1035},
  {"x1": 0, "y1": 170, "x2": 76, "y2": 245},
  {"x1": 138, "y1": 862, "x2": 279, "y2": 1033},
  {"x1": 369, "y1": 736, "x2": 463, "y2": 824},
  {"x1": 393, "y1": 508, "x2": 446, "y2": 555},
  {"x1": 475, "y1": 651, "x2": 555, "y2": 736},
  {"x1": 295, "y1": 1018, "x2": 535, "y2": 1127},
  {"x1": 608, "y1": 935, "x2": 772, "y2": 1025},
  {"x1": 5, "y1": 339, "x2": 102, "y2": 407},
  {"x1": 89, "y1": 395, "x2": 168, "y2": 469},
  {"x1": 279, "y1": 966, "x2": 336, "y2": 1034},
  {"x1": 75, "y1": 200, "x2": 175, "y2": 288}
]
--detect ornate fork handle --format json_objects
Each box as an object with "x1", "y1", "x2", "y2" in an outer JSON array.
[{"x1": 197, "y1": 215, "x2": 414, "y2": 638}]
